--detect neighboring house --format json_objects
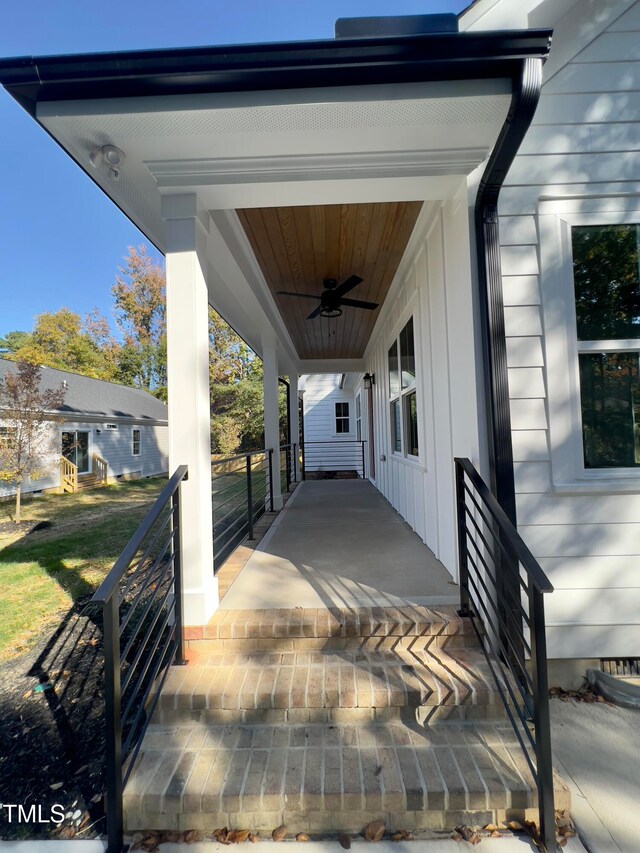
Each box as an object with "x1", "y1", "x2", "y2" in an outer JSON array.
[
  {"x1": 300, "y1": 373, "x2": 365, "y2": 475},
  {"x1": 0, "y1": 359, "x2": 168, "y2": 496},
  {"x1": 1, "y1": 0, "x2": 639, "y2": 681}
]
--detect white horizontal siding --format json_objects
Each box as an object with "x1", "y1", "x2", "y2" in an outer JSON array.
[
  {"x1": 500, "y1": 3, "x2": 640, "y2": 659},
  {"x1": 302, "y1": 376, "x2": 357, "y2": 471}
]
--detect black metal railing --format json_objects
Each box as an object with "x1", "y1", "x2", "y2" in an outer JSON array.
[
  {"x1": 454, "y1": 458, "x2": 555, "y2": 852},
  {"x1": 279, "y1": 442, "x2": 297, "y2": 493},
  {"x1": 301, "y1": 440, "x2": 366, "y2": 479},
  {"x1": 212, "y1": 449, "x2": 273, "y2": 570},
  {"x1": 92, "y1": 465, "x2": 189, "y2": 853}
]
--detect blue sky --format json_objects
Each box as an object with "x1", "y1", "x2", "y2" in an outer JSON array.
[{"x1": 0, "y1": 0, "x2": 466, "y2": 339}]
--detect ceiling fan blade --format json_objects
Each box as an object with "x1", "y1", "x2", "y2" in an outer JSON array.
[
  {"x1": 277, "y1": 291, "x2": 321, "y2": 300},
  {"x1": 306, "y1": 305, "x2": 323, "y2": 320},
  {"x1": 334, "y1": 275, "x2": 363, "y2": 297},
  {"x1": 340, "y1": 297, "x2": 379, "y2": 310}
]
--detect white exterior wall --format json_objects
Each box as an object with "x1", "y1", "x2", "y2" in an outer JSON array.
[
  {"x1": 0, "y1": 418, "x2": 168, "y2": 497},
  {"x1": 302, "y1": 375, "x2": 359, "y2": 472},
  {"x1": 492, "y1": 2, "x2": 640, "y2": 658},
  {"x1": 363, "y1": 197, "x2": 482, "y2": 579}
]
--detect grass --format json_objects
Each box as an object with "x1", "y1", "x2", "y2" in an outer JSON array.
[{"x1": 0, "y1": 478, "x2": 165, "y2": 662}]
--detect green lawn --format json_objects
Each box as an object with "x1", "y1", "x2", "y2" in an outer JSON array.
[{"x1": 0, "y1": 478, "x2": 165, "y2": 662}]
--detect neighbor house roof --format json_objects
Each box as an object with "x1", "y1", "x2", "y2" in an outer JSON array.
[{"x1": 0, "y1": 359, "x2": 168, "y2": 423}]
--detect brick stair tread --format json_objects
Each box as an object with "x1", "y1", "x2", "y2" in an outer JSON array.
[
  {"x1": 185, "y1": 605, "x2": 474, "y2": 642},
  {"x1": 159, "y1": 647, "x2": 510, "y2": 714},
  {"x1": 124, "y1": 720, "x2": 539, "y2": 833}
]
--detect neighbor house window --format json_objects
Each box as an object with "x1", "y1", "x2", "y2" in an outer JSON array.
[
  {"x1": 132, "y1": 429, "x2": 141, "y2": 456},
  {"x1": 0, "y1": 426, "x2": 17, "y2": 449},
  {"x1": 572, "y1": 223, "x2": 640, "y2": 468},
  {"x1": 335, "y1": 402, "x2": 350, "y2": 434},
  {"x1": 388, "y1": 316, "x2": 419, "y2": 457}
]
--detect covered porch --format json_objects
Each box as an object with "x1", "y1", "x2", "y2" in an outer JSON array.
[{"x1": 217, "y1": 478, "x2": 458, "y2": 610}]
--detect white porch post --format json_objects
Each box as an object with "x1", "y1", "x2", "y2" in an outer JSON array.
[
  {"x1": 288, "y1": 372, "x2": 300, "y2": 481},
  {"x1": 262, "y1": 331, "x2": 283, "y2": 510},
  {"x1": 163, "y1": 194, "x2": 217, "y2": 625}
]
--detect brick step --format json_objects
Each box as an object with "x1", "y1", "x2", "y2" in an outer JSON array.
[
  {"x1": 185, "y1": 606, "x2": 477, "y2": 653},
  {"x1": 155, "y1": 648, "x2": 510, "y2": 725},
  {"x1": 124, "y1": 719, "x2": 567, "y2": 834}
]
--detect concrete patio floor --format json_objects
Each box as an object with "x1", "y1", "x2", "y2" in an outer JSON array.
[{"x1": 219, "y1": 480, "x2": 459, "y2": 609}]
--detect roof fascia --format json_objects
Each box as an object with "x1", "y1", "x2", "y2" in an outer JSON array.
[{"x1": 0, "y1": 30, "x2": 551, "y2": 113}]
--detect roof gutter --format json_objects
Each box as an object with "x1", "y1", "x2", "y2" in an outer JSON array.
[{"x1": 474, "y1": 55, "x2": 545, "y2": 526}]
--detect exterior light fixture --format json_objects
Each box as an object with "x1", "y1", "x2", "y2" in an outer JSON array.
[
  {"x1": 320, "y1": 307, "x2": 342, "y2": 318},
  {"x1": 89, "y1": 144, "x2": 126, "y2": 180},
  {"x1": 363, "y1": 372, "x2": 375, "y2": 390}
]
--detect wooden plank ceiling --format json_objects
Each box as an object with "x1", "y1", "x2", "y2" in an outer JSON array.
[{"x1": 237, "y1": 202, "x2": 423, "y2": 360}]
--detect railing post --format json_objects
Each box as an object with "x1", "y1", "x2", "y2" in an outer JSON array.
[
  {"x1": 103, "y1": 595, "x2": 123, "y2": 853},
  {"x1": 455, "y1": 460, "x2": 472, "y2": 618},
  {"x1": 301, "y1": 442, "x2": 306, "y2": 480},
  {"x1": 246, "y1": 455, "x2": 254, "y2": 540},
  {"x1": 292, "y1": 443, "x2": 297, "y2": 483},
  {"x1": 285, "y1": 446, "x2": 291, "y2": 491},
  {"x1": 172, "y1": 483, "x2": 187, "y2": 666},
  {"x1": 361, "y1": 440, "x2": 366, "y2": 479},
  {"x1": 268, "y1": 449, "x2": 274, "y2": 512},
  {"x1": 530, "y1": 588, "x2": 556, "y2": 852}
]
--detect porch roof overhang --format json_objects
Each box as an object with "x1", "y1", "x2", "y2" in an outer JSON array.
[{"x1": 0, "y1": 27, "x2": 551, "y2": 371}]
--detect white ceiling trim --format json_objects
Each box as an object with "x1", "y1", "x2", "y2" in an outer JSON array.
[{"x1": 147, "y1": 148, "x2": 491, "y2": 188}]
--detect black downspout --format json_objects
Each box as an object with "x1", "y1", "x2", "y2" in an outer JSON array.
[
  {"x1": 474, "y1": 56, "x2": 556, "y2": 853},
  {"x1": 475, "y1": 56, "x2": 545, "y2": 524},
  {"x1": 278, "y1": 377, "x2": 291, "y2": 446}
]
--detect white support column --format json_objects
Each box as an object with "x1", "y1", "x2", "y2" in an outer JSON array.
[
  {"x1": 163, "y1": 194, "x2": 217, "y2": 625},
  {"x1": 288, "y1": 372, "x2": 301, "y2": 481},
  {"x1": 262, "y1": 331, "x2": 283, "y2": 510}
]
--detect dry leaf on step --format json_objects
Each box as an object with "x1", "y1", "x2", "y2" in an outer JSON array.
[
  {"x1": 296, "y1": 832, "x2": 310, "y2": 842},
  {"x1": 184, "y1": 829, "x2": 204, "y2": 844},
  {"x1": 272, "y1": 825, "x2": 288, "y2": 841},
  {"x1": 338, "y1": 834, "x2": 351, "y2": 849},
  {"x1": 363, "y1": 820, "x2": 385, "y2": 842},
  {"x1": 235, "y1": 830, "x2": 251, "y2": 843},
  {"x1": 249, "y1": 834, "x2": 259, "y2": 843}
]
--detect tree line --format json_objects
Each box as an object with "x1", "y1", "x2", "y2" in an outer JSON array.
[{"x1": 1, "y1": 246, "x2": 284, "y2": 456}]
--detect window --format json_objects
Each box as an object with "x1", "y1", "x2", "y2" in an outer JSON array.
[
  {"x1": 355, "y1": 393, "x2": 362, "y2": 442},
  {"x1": 335, "y1": 402, "x2": 350, "y2": 434},
  {"x1": 572, "y1": 224, "x2": 640, "y2": 468},
  {"x1": 388, "y1": 316, "x2": 419, "y2": 457},
  {"x1": 539, "y1": 197, "x2": 640, "y2": 489},
  {"x1": 132, "y1": 428, "x2": 141, "y2": 456},
  {"x1": 0, "y1": 426, "x2": 17, "y2": 450}
]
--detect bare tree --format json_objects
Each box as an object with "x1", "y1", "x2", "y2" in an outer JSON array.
[{"x1": 0, "y1": 363, "x2": 65, "y2": 523}]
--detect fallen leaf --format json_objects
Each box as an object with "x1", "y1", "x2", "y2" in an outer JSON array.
[
  {"x1": 249, "y1": 834, "x2": 259, "y2": 843},
  {"x1": 90, "y1": 793, "x2": 102, "y2": 804},
  {"x1": 484, "y1": 824, "x2": 499, "y2": 832},
  {"x1": 507, "y1": 821, "x2": 524, "y2": 831},
  {"x1": 558, "y1": 838, "x2": 567, "y2": 848},
  {"x1": 338, "y1": 834, "x2": 351, "y2": 849},
  {"x1": 272, "y1": 825, "x2": 288, "y2": 842},
  {"x1": 452, "y1": 832, "x2": 463, "y2": 842},
  {"x1": 363, "y1": 820, "x2": 385, "y2": 842},
  {"x1": 50, "y1": 782, "x2": 63, "y2": 791},
  {"x1": 296, "y1": 832, "x2": 310, "y2": 842},
  {"x1": 184, "y1": 830, "x2": 203, "y2": 844},
  {"x1": 130, "y1": 832, "x2": 144, "y2": 850},
  {"x1": 74, "y1": 764, "x2": 89, "y2": 775},
  {"x1": 490, "y1": 831, "x2": 501, "y2": 838},
  {"x1": 235, "y1": 829, "x2": 251, "y2": 843},
  {"x1": 456, "y1": 826, "x2": 481, "y2": 845}
]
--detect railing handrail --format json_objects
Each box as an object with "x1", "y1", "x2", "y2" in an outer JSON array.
[
  {"x1": 211, "y1": 448, "x2": 272, "y2": 466},
  {"x1": 454, "y1": 457, "x2": 553, "y2": 594},
  {"x1": 302, "y1": 439, "x2": 366, "y2": 444},
  {"x1": 92, "y1": 465, "x2": 188, "y2": 604},
  {"x1": 60, "y1": 455, "x2": 78, "y2": 471}
]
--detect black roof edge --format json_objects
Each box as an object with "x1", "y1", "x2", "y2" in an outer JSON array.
[{"x1": 0, "y1": 29, "x2": 552, "y2": 112}]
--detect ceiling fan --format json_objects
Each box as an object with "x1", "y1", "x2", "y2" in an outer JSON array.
[{"x1": 277, "y1": 276, "x2": 379, "y2": 320}]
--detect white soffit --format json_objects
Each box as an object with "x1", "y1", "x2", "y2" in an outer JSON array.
[{"x1": 37, "y1": 79, "x2": 511, "y2": 249}]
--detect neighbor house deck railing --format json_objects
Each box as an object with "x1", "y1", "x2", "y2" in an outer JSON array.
[
  {"x1": 93, "y1": 453, "x2": 109, "y2": 484},
  {"x1": 301, "y1": 439, "x2": 366, "y2": 479},
  {"x1": 91, "y1": 465, "x2": 188, "y2": 853},
  {"x1": 59, "y1": 456, "x2": 78, "y2": 493},
  {"x1": 454, "y1": 457, "x2": 555, "y2": 851}
]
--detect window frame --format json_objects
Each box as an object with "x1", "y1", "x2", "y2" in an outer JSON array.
[
  {"x1": 539, "y1": 197, "x2": 640, "y2": 491},
  {"x1": 355, "y1": 392, "x2": 362, "y2": 442},
  {"x1": 333, "y1": 400, "x2": 351, "y2": 436},
  {"x1": 132, "y1": 427, "x2": 142, "y2": 457},
  {"x1": 387, "y1": 314, "x2": 420, "y2": 460}
]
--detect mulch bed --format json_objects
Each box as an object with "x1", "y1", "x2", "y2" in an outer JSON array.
[{"x1": 0, "y1": 596, "x2": 107, "y2": 840}]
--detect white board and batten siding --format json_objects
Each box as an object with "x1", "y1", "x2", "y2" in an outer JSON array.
[
  {"x1": 302, "y1": 375, "x2": 360, "y2": 472},
  {"x1": 363, "y1": 197, "x2": 482, "y2": 580},
  {"x1": 493, "y1": 0, "x2": 640, "y2": 658}
]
